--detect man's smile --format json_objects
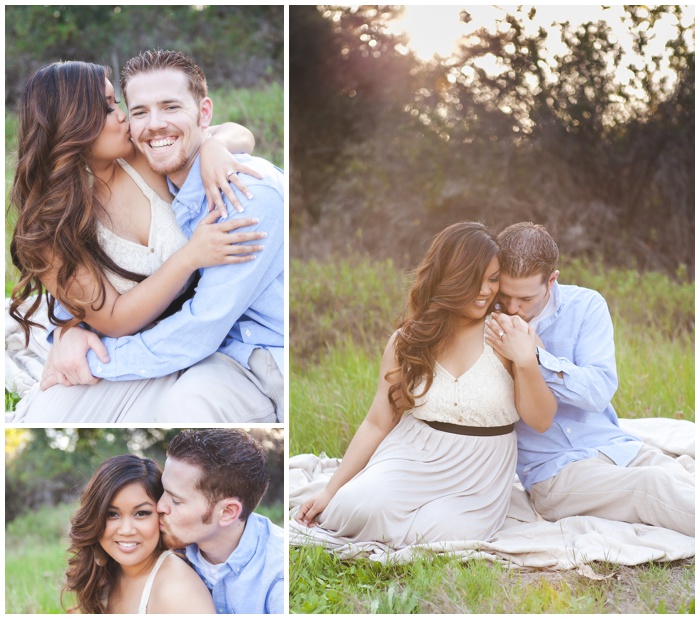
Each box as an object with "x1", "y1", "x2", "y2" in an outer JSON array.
[{"x1": 148, "y1": 136, "x2": 177, "y2": 149}]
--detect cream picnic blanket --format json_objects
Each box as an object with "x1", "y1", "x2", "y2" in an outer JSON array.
[
  {"x1": 5, "y1": 297, "x2": 52, "y2": 417},
  {"x1": 289, "y1": 417, "x2": 695, "y2": 569}
]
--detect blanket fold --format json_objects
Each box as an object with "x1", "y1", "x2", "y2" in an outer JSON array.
[{"x1": 290, "y1": 418, "x2": 695, "y2": 568}]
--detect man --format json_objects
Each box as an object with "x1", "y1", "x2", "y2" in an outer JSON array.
[
  {"x1": 159, "y1": 429, "x2": 284, "y2": 614},
  {"x1": 40, "y1": 50, "x2": 284, "y2": 423},
  {"x1": 487, "y1": 222, "x2": 694, "y2": 537}
]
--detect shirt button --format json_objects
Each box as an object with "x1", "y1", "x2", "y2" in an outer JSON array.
[
  {"x1": 150, "y1": 248, "x2": 155, "y2": 253},
  {"x1": 566, "y1": 427, "x2": 571, "y2": 433},
  {"x1": 139, "y1": 369, "x2": 147, "y2": 376},
  {"x1": 95, "y1": 365, "x2": 103, "y2": 373},
  {"x1": 245, "y1": 328, "x2": 252, "y2": 337}
]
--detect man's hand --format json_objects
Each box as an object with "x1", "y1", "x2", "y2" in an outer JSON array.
[{"x1": 40, "y1": 327, "x2": 110, "y2": 390}]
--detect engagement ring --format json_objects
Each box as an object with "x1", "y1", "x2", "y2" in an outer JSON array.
[
  {"x1": 498, "y1": 331, "x2": 505, "y2": 339},
  {"x1": 226, "y1": 170, "x2": 237, "y2": 178}
]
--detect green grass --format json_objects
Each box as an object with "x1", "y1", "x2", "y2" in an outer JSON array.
[
  {"x1": 5, "y1": 500, "x2": 284, "y2": 614},
  {"x1": 5, "y1": 502, "x2": 75, "y2": 613},
  {"x1": 256, "y1": 501, "x2": 285, "y2": 528},
  {"x1": 290, "y1": 257, "x2": 695, "y2": 613},
  {"x1": 290, "y1": 341, "x2": 377, "y2": 456},
  {"x1": 210, "y1": 83, "x2": 283, "y2": 168},
  {"x1": 290, "y1": 546, "x2": 695, "y2": 614}
]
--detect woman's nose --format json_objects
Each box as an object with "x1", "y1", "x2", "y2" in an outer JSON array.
[{"x1": 117, "y1": 518, "x2": 136, "y2": 534}]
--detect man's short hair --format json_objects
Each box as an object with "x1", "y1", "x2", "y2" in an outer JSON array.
[
  {"x1": 167, "y1": 429, "x2": 269, "y2": 521},
  {"x1": 121, "y1": 49, "x2": 207, "y2": 104},
  {"x1": 497, "y1": 222, "x2": 559, "y2": 281}
]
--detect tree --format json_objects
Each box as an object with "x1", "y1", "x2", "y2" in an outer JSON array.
[
  {"x1": 5, "y1": 428, "x2": 284, "y2": 523},
  {"x1": 290, "y1": 6, "x2": 694, "y2": 276},
  {"x1": 5, "y1": 5, "x2": 283, "y2": 104}
]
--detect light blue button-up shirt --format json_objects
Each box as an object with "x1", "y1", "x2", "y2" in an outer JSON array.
[
  {"x1": 84, "y1": 153, "x2": 284, "y2": 380},
  {"x1": 516, "y1": 281, "x2": 643, "y2": 491},
  {"x1": 185, "y1": 512, "x2": 284, "y2": 614}
]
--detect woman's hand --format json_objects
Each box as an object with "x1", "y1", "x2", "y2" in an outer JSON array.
[
  {"x1": 295, "y1": 489, "x2": 334, "y2": 527},
  {"x1": 199, "y1": 136, "x2": 263, "y2": 216},
  {"x1": 485, "y1": 313, "x2": 538, "y2": 368},
  {"x1": 183, "y1": 211, "x2": 267, "y2": 270}
]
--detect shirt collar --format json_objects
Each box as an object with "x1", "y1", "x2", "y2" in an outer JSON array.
[
  {"x1": 166, "y1": 154, "x2": 206, "y2": 213},
  {"x1": 224, "y1": 512, "x2": 261, "y2": 570},
  {"x1": 184, "y1": 512, "x2": 262, "y2": 571},
  {"x1": 532, "y1": 280, "x2": 561, "y2": 332}
]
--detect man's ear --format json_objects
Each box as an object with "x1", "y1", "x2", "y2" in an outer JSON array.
[
  {"x1": 547, "y1": 270, "x2": 560, "y2": 290},
  {"x1": 217, "y1": 498, "x2": 243, "y2": 527},
  {"x1": 199, "y1": 97, "x2": 213, "y2": 129}
]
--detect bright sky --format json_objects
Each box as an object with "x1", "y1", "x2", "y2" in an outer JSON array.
[{"x1": 390, "y1": 5, "x2": 695, "y2": 92}]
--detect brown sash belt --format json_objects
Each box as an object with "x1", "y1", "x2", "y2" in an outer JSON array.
[{"x1": 425, "y1": 420, "x2": 515, "y2": 436}]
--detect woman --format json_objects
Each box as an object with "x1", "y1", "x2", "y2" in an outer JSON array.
[
  {"x1": 7, "y1": 61, "x2": 262, "y2": 418},
  {"x1": 295, "y1": 222, "x2": 557, "y2": 547},
  {"x1": 64, "y1": 454, "x2": 215, "y2": 614}
]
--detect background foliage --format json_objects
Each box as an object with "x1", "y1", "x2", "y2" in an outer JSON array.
[
  {"x1": 5, "y1": 5, "x2": 283, "y2": 103},
  {"x1": 5, "y1": 428, "x2": 284, "y2": 524},
  {"x1": 290, "y1": 5, "x2": 694, "y2": 277}
]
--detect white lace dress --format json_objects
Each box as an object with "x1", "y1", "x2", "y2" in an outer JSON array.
[
  {"x1": 317, "y1": 343, "x2": 519, "y2": 548},
  {"x1": 97, "y1": 158, "x2": 193, "y2": 295}
]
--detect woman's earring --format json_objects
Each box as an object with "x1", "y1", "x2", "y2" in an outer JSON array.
[{"x1": 94, "y1": 545, "x2": 108, "y2": 567}]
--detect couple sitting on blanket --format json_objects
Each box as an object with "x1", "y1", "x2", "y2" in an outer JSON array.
[{"x1": 296, "y1": 222, "x2": 694, "y2": 548}]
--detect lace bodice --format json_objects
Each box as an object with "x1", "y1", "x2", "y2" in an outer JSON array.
[
  {"x1": 411, "y1": 344, "x2": 519, "y2": 427},
  {"x1": 96, "y1": 158, "x2": 192, "y2": 294}
]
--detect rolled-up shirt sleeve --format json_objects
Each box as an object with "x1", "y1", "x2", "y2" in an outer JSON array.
[{"x1": 538, "y1": 292, "x2": 618, "y2": 412}]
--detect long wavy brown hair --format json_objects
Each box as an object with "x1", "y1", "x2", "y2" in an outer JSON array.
[
  {"x1": 9, "y1": 61, "x2": 144, "y2": 344},
  {"x1": 387, "y1": 222, "x2": 499, "y2": 414},
  {"x1": 62, "y1": 455, "x2": 166, "y2": 614}
]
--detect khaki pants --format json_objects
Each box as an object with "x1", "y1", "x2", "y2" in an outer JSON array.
[
  {"x1": 529, "y1": 445, "x2": 695, "y2": 537},
  {"x1": 20, "y1": 349, "x2": 283, "y2": 424},
  {"x1": 154, "y1": 349, "x2": 284, "y2": 423},
  {"x1": 21, "y1": 372, "x2": 178, "y2": 423}
]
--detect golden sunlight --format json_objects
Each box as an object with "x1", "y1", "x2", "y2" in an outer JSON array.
[
  {"x1": 389, "y1": 6, "x2": 468, "y2": 60},
  {"x1": 390, "y1": 4, "x2": 694, "y2": 92}
]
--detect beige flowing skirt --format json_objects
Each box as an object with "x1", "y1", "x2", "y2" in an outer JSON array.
[{"x1": 317, "y1": 412, "x2": 518, "y2": 549}]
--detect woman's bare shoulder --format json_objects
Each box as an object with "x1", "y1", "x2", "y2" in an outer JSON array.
[
  {"x1": 148, "y1": 552, "x2": 216, "y2": 614},
  {"x1": 123, "y1": 149, "x2": 172, "y2": 201}
]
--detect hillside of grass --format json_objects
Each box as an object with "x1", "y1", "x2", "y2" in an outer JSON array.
[{"x1": 289, "y1": 256, "x2": 695, "y2": 613}]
